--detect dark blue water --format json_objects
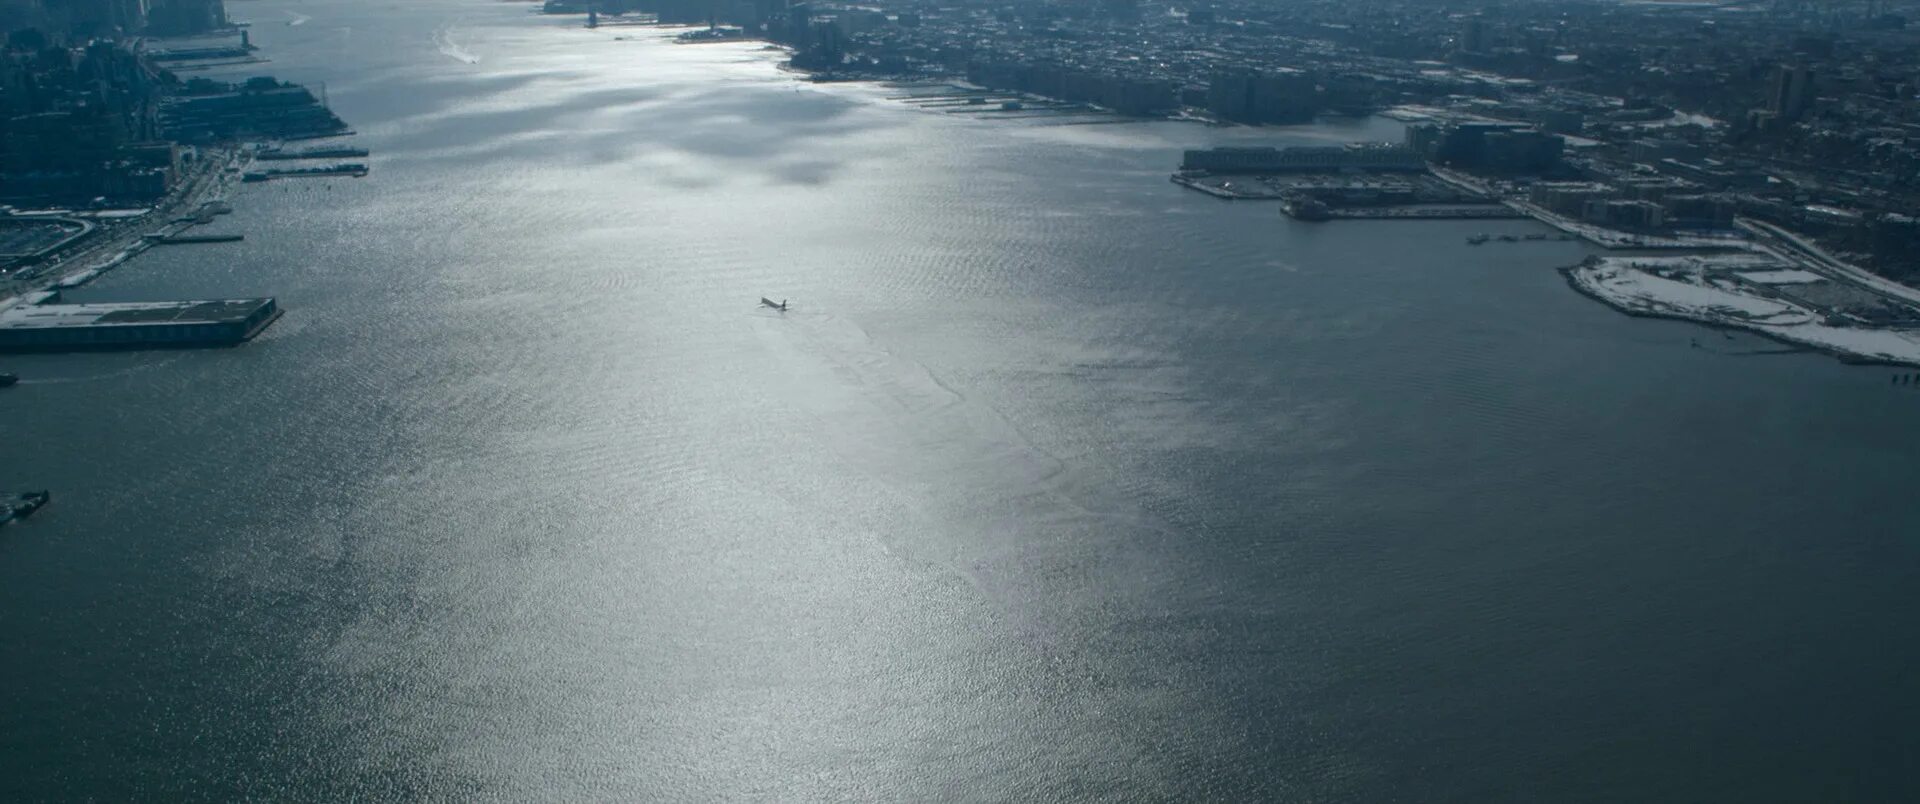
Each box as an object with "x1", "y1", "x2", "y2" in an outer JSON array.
[{"x1": 5, "y1": 2, "x2": 1920, "y2": 799}]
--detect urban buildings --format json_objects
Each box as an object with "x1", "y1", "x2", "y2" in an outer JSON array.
[{"x1": 602, "y1": 0, "x2": 1920, "y2": 281}]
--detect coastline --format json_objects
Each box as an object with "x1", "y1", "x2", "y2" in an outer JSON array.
[
  {"x1": 1561, "y1": 254, "x2": 1920, "y2": 368},
  {"x1": 1, "y1": 146, "x2": 249, "y2": 308},
  {"x1": 527, "y1": 18, "x2": 1920, "y2": 373}
]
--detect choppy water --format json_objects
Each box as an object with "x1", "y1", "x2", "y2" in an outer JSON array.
[{"x1": 6, "y1": 2, "x2": 1920, "y2": 799}]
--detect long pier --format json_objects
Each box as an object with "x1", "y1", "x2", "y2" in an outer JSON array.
[
  {"x1": 0, "y1": 292, "x2": 280, "y2": 352},
  {"x1": 1307, "y1": 206, "x2": 1527, "y2": 221},
  {"x1": 150, "y1": 234, "x2": 244, "y2": 245},
  {"x1": 256, "y1": 147, "x2": 371, "y2": 161}
]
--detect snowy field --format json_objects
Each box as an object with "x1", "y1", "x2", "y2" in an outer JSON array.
[{"x1": 1567, "y1": 255, "x2": 1920, "y2": 367}]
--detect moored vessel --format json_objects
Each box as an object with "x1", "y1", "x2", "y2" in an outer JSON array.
[{"x1": 1, "y1": 490, "x2": 51, "y2": 524}]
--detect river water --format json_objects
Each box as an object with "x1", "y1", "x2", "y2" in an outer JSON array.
[{"x1": 5, "y1": 2, "x2": 1920, "y2": 799}]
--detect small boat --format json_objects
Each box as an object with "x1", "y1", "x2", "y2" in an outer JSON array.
[
  {"x1": 1, "y1": 490, "x2": 50, "y2": 523},
  {"x1": 760, "y1": 297, "x2": 788, "y2": 311},
  {"x1": 0, "y1": 372, "x2": 16, "y2": 387}
]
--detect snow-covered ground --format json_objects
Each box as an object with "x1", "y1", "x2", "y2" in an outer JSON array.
[
  {"x1": 1735, "y1": 269, "x2": 1824, "y2": 285},
  {"x1": 1598, "y1": 268, "x2": 1804, "y2": 319},
  {"x1": 1567, "y1": 256, "x2": 1920, "y2": 367},
  {"x1": 1627, "y1": 110, "x2": 1723, "y2": 130}
]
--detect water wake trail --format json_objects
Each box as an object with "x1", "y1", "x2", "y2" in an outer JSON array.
[{"x1": 434, "y1": 24, "x2": 480, "y2": 64}]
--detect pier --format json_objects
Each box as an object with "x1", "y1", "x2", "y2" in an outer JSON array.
[
  {"x1": 1294, "y1": 206, "x2": 1527, "y2": 221},
  {"x1": 150, "y1": 233, "x2": 244, "y2": 245},
  {"x1": 242, "y1": 163, "x2": 368, "y2": 182},
  {"x1": 0, "y1": 292, "x2": 280, "y2": 352},
  {"x1": 255, "y1": 147, "x2": 370, "y2": 161},
  {"x1": 1467, "y1": 232, "x2": 1579, "y2": 244}
]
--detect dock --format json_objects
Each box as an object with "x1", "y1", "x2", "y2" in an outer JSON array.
[
  {"x1": 1295, "y1": 206, "x2": 1528, "y2": 221},
  {"x1": 242, "y1": 163, "x2": 368, "y2": 182},
  {"x1": 149, "y1": 234, "x2": 244, "y2": 244},
  {"x1": 256, "y1": 147, "x2": 370, "y2": 161},
  {"x1": 0, "y1": 292, "x2": 281, "y2": 352}
]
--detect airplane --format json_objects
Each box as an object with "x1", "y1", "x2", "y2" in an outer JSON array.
[{"x1": 760, "y1": 297, "x2": 789, "y2": 312}]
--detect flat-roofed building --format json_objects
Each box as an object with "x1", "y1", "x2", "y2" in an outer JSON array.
[{"x1": 0, "y1": 294, "x2": 280, "y2": 352}]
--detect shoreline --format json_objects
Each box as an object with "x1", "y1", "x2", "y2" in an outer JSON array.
[
  {"x1": 613, "y1": 25, "x2": 1920, "y2": 371},
  {"x1": 1560, "y1": 255, "x2": 1920, "y2": 368},
  {"x1": 1, "y1": 147, "x2": 249, "y2": 306}
]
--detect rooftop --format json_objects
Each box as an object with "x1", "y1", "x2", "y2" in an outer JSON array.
[{"x1": 0, "y1": 299, "x2": 274, "y2": 330}]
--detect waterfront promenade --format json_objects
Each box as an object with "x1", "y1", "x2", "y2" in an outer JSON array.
[{"x1": 0, "y1": 148, "x2": 245, "y2": 304}]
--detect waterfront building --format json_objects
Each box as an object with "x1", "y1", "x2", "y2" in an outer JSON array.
[
  {"x1": 1529, "y1": 181, "x2": 1613, "y2": 215},
  {"x1": 1408, "y1": 121, "x2": 1560, "y2": 173},
  {"x1": 1480, "y1": 129, "x2": 1565, "y2": 173},
  {"x1": 1206, "y1": 68, "x2": 1318, "y2": 125},
  {"x1": 1581, "y1": 198, "x2": 1666, "y2": 231},
  {"x1": 1662, "y1": 194, "x2": 1738, "y2": 228},
  {"x1": 0, "y1": 293, "x2": 280, "y2": 352}
]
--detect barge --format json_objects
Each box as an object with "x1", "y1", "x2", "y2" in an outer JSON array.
[{"x1": 1, "y1": 490, "x2": 50, "y2": 525}]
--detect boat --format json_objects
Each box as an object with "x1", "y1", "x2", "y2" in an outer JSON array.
[
  {"x1": 1467, "y1": 234, "x2": 1491, "y2": 245},
  {"x1": 760, "y1": 297, "x2": 788, "y2": 311},
  {"x1": 1, "y1": 490, "x2": 50, "y2": 523},
  {"x1": 1280, "y1": 196, "x2": 1332, "y2": 222},
  {"x1": 0, "y1": 372, "x2": 15, "y2": 387}
]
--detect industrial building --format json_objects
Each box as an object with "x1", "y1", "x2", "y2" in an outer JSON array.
[{"x1": 0, "y1": 292, "x2": 279, "y2": 352}]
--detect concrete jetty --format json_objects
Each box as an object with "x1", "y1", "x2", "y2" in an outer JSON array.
[
  {"x1": 150, "y1": 233, "x2": 244, "y2": 244},
  {"x1": 0, "y1": 291, "x2": 280, "y2": 352}
]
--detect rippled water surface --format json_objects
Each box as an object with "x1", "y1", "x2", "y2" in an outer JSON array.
[{"x1": 6, "y1": 2, "x2": 1920, "y2": 799}]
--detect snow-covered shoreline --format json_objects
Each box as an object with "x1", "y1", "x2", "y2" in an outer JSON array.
[{"x1": 1564, "y1": 254, "x2": 1920, "y2": 367}]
